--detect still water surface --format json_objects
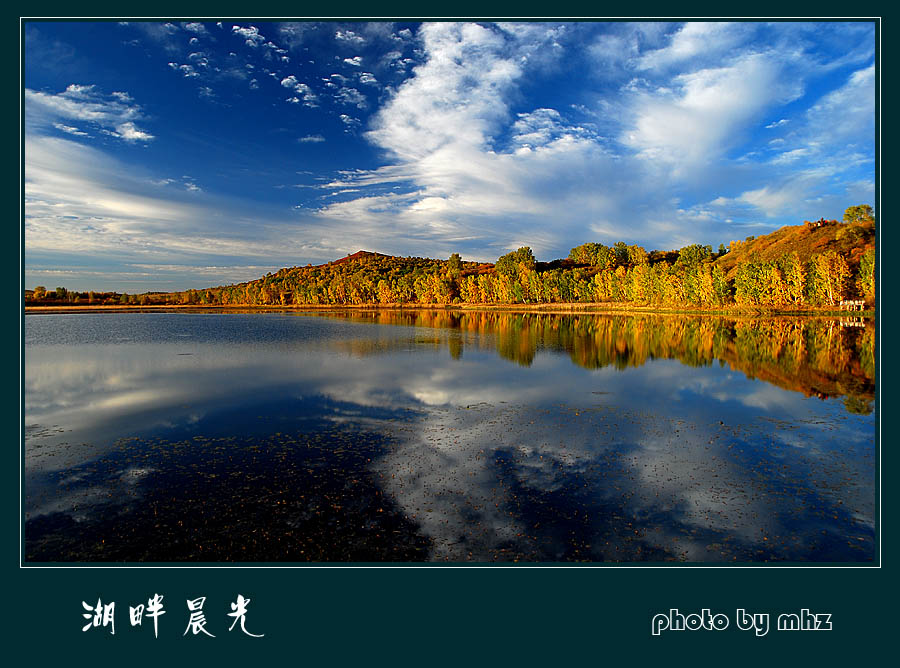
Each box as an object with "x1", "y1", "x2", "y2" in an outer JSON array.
[{"x1": 24, "y1": 310, "x2": 875, "y2": 562}]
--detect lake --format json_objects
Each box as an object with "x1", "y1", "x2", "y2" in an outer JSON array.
[{"x1": 24, "y1": 310, "x2": 876, "y2": 563}]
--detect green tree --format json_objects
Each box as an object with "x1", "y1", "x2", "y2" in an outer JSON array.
[
  {"x1": 856, "y1": 248, "x2": 875, "y2": 303},
  {"x1": 843, "y1": 204, "x2": 874, "y2": 224},
  {"x1": 677, "y1": 244, "x2": 713, "y2": 267},
  {"x1": 495, "y1": 247, "x2": 535, "y2": 278}
]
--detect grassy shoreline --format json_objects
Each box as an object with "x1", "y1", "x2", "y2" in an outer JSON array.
[{"x1": 24, "y1": 302, "x2": 875, "y2": 317}]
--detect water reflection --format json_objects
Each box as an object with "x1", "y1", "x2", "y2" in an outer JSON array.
[
  {"x1": 317, "y1": 310, "x2": 874, "y2": 410},
  {"x1": 24, "y1": 311, "x2": 875, "y2": 562}
]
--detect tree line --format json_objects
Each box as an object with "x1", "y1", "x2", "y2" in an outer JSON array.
[{"x1": 27, "y1": 206, "x2": 875, "y2": 311}]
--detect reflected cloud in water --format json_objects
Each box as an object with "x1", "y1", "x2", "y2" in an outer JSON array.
[{"x1": 25, "y1": 311, "x2": 875, "y2": 562}]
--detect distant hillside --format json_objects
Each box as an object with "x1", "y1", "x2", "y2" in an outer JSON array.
[
  {"x1": 326, "y1": 250, "x2": 391, "y2": 266},
  {"x1": 27, "y1": 212, "x2": 876, "y2": 311},
  {"x1": 715, "y1": 218, "x2": 875, "y2": 279}
]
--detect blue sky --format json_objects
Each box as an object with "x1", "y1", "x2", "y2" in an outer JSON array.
[{"x1": 24, "y1": 21, "x2": 875, "y2": 292}]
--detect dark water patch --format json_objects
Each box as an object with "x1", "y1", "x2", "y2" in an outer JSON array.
[{"x1": 26, "y1": 426, "x2": 430, "y2": 562}]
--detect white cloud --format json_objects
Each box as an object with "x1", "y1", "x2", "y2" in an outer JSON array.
[
  {"x1": 343, "y1": 56, "x2": 362, "y2": 67},
  {"x1": 805, "y1": 64, "x2": 874, "y2": 143},
  {"x1": 187, "y1": 52, "x2": 209, "y2": 67},
  {"x1": 335, "y1": 29, "x2": 365, "y2": 44},
  {"x1": 26, "y1": 84, "x2": 153, "y2": 142},
  {"x1": 168, "y1": 62, "x2": 199, "y2": 77},
  {"x1": 232, "y1": 25, "x2": 266, "y2": 48},
  {"x1": 736, "y1": 174, "x2": 820, "y2": 217},
  {"x1": 309, "y1": 23, "x2": 636, "y2": 257},
  {"x1": 24, "y1": 134, "x2": 344, "y2": 276},
  {"x1": 637, "y1": 22, "x2": 749, "y2": 71},
  {"x1": 53, "y1": 123, "x2": 89, "y2": 137},
  {"x1": 335, "y1": 87, "x2": 367, "y2": 109},
  {"x1": 183, "y1": 22, "x2": 208, "y2": 35},
  {"x1": 280, "y1": 75, "x2": 318, "y2": 106},
  {"x1": 510, "y1": 108, "x2": 593, "y2": 148},
  {"x1": 261, "y1": 22, "x2": 872, "y2": 259},
  {"x1": 770, "y1": 148, "x2": 810, "y2": 165},
  {"x1": 622, "y1": 53, "x2": 800, "y2": 168},
  {"x1": 105, "y1": 122, "x2": 154, "y2": 142},
  {"x1": 298, "y1": 134, "x2": 326, "y2": 143}
]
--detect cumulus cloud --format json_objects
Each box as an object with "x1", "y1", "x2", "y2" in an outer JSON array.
[
  {"x1": 335, "y1": 29, "x2": 365, "y2": 44},
  {"x1": 232, "y1": 24, "x2": 266, "y2": 48},
  {"x1": 305, "y1": 24, "x2": 631, "y2": 257},
  {"x1": 183, "y1": 22, "x2": 208, "y2": 35},
  {"x1": 168, "y1": 62, "x2": 199, "y2": 77},
  {"x1": 335, "y1": 87, "x2": 367, "y2": 109},
  {"x1": 302, "y1": 22, "x2": 872, "y2": 258},
  {"x1": 280, "y1": 75, "x2": 319, "y2": 107}
]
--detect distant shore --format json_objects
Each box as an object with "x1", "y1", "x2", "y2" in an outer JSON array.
[{"x1": 24, "y1": 302, "x2": 875, "y2": 317}]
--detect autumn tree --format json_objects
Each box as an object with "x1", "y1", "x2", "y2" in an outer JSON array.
[
  {"x1": 806, "y1": 251, "x2": 849, "y2": 306},
  {"x1": 569, "y1": 242, "x2": 615, "y2": 268}
]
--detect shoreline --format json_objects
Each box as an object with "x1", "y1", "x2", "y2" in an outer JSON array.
[{"x1": 24, "y1": 302, "x2": 875, "y2": 317}]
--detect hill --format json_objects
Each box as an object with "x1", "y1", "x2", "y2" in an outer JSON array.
[{"x1": 715, "y1": 218, "x2": 875, "y2": 279}]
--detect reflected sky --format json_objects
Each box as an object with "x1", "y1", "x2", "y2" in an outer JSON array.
[{"x1": 24, "y1": 311, "x2": 875, "y2": 562}]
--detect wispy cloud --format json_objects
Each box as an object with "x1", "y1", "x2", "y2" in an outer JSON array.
[
  {"x1": 26, "y1": 84, "x2": 154, "y2": 142},
  {"x1": 53, "y1": 123, "x2": 89, "y2": 137}
]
